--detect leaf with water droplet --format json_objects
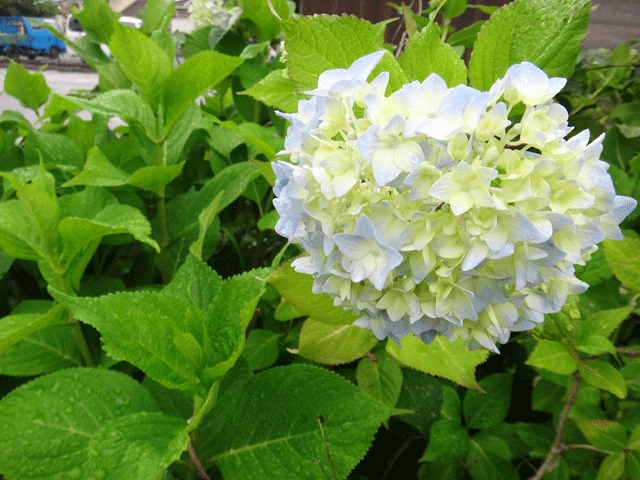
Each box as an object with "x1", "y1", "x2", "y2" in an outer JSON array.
[{"x1": 0, "y1": 368, "x2": 157, "y2": 480}]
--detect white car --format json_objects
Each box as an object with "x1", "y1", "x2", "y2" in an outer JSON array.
[{"x1": 65, "y1": 15, "x2": 142, "y2": 57}]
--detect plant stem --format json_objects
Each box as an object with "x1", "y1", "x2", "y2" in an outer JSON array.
[
  {"x1": 188, "y1": 442, "x2": 210, "y2": 480},
  {"x1": 58, "y1": 275, "x2": 96, "y2": 367},
  {"x1": 155, "y1": 141, "x2": 172, "y2": 284},
  {"x1": 71, "y1": 314, "x2": 96, "y2": 367},
  {"x1": 529, "y1": 371, "x2": 582, "y2": 480}
]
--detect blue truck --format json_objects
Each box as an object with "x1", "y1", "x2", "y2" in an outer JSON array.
[{"x1": 0, "y1": 16, "x2": 66, "y2": 60}]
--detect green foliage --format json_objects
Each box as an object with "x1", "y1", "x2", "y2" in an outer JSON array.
[
  {"x1": 0, "y1": 0, "x2": 639, "y2": 479},
  {"x1": 469, "y1": 0, "x2": 591, "y2": 90}
]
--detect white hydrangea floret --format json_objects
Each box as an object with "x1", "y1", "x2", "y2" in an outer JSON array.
[{"x1": 272, "y1": 51, "x2": 637, "y2": 352}]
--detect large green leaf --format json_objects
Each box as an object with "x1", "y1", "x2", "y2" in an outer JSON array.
[
  {"x1": 576, "y1": 420, "x2": 627, "y2": 452},
  {"x1": 241, "y1": 0, "x2": 291, "y2": 41},
  {"x1": 72, "y1": 0, "x2": 119, "y2": 43},
  {"x1": 469, "y1": 0, "x2": 591, "y2": 91},
  {"x1": 0, "y1": 166, "x2": 60, "y2": 264},
  {"x1": 465, "y1": 434, "x2": 520, "y2": 480},
  {"x1": 463, "y1": 373, "x2": 513, "y2": 429},
  {"x1": 163, "y1": 50, "x2": 243, "y2": 132},
  {"x1": 282, "y1": 15, "x2": 387, "y2": 92},
  {"x1": 386, "y1": 334, "x2": 488, "y2": 390},
  {"x1": 356, "y1": 347, "x2": 403, "y2": 409},
  {"x1": 23, "y1": 129, "x2": 82, "y2": 168},
  {"x1": 199, "y1": 364, "x2": 399, "y2": 480},
  {"x1": 50, "y1": 255, "x2": 265, "y2": 393},
  {"x1": 0, "y1": 368, "x2": 159, "y2": 480},
  {"x1": 398, "y1": 23, "x2": 467, "y2": 86},
  {"x1": 525, "y1": 339, "x2": 578, "y2": 375},
  {"x1": 420, "y1": 419, "x2": 470, "y2": 463},
  {"x1": 603, "y1": 237, "x2": 640, "y2": 292},
  {"x1": 88, "y1": 411, "x2": 189, "y2": 480},
  {"x1": 296, "y1": 318, "x2": 379, "y2": 365},
  {"x1": 0, "y1": 325, "x2": 82, "y2": 376},
  {"x1": 395, "y1": 368, "x2": 443, "y2": 434},
  {"x1": 108, "y1": 23, "x2": 172, "y2": 108},
  {"x1": 167, "y1": 161, "x2": 260, "y2": 240},
  {"x1": 141, "y1": 0, "x2": 176, "y2": 34},
  {"x1": 580, "y1": 360, "x2": 627, "y2": 399},
  {"x1": 63, "y1": 90, "x2": 157, "y2": 139},
  {"x1": 62, "y1": 146, "x2": 184, "y2": 193},
  {"x1": 241, "y1": 69, "x2": 305, "y2": 113},
  {"x1": 267, "y1": 257, "x2": 360, "y2": 325},
  {"x1": 3, "y1": 61, "x2": 50, "y2": 112},
  {"x1": 0, "y1": 301, "x2": 66, "y2": 355}
]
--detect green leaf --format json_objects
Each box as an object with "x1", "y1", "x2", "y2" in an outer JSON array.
[
  {"x1": 88, "y1": 411, "x2": 189, "y2": 480},
  {"x1": 439, "y1": 384, "x2": 461, "y2": 423},
  {"x1": 0, "y1": 251, "x2": 13, "y2": 278},
  {"x1": 468, "y1": 0, "x2": 591, "y2": 91},
  {"x1": 50, "y1": 256, "x2": 265, "y2": 393},
  {"x1": 603, "y1": 237, "x2": 640, "y2": 292},
  {"x1": 256, "y1": 209, "x2": 279, "y2": 231},
  {"x1": 447, "y1": 20, "x2": 486, "y2": 48},
  {"x1": 463, "y1": 373, "x2": 513, "y2": 429},
  {"x1": 199, "y1": 364, "x2": 397, "y2": 480},
  {"x1": 0, "y1": 324, "x2": 83, "y2": 376},
  {"x1": 576, "y1": 420, "x2": 627, "y2": 452},
  {"x1": 296, "y1": 317, "x2": 378, "y2": 365},
  {"x1": 394, "y1": 367, "x2": 443, "y2": 434},
  {"x1": 629, "y1": 423, "x2": 640, "y2": 451},
  {"x1": 142, "y1": 377, "x2": 193, "y2": 421},
  {"x1": 0, "y1": 302, "x2": 66, "y2": 354},
  {"x1": 466, "y1": 435, "x2": 519, "y2": 480},
  {"x1": 356, "y1": 347, "x2": 403, "y2": 408},
  {"x1": 627, "y1": 451, "x2": 640, "y2": 480},
  {"x1": 168, "y1": 162, "x2": 260, "y2": 240},
  {"x1": 163, "y1": 50, "x2": 243, "y2": 132},
  {"x1": 62, "y1": 146, "x2": 184, "y2": 193},
  {"x1": 621, "y1": 364, "x2": 640, "y2": 399},
  {"x1": 23, "y1": 129, "x2": 82, "y2": 168},
  {"x1": 189, "y1": 191, "x2": 224, "y2": 260},
  {"x1": 580, "y1": 360, "x2": 627, "y2": 399},
  {"x1": 0, "y1": 368, "x2": 158, "y2": 480},
  {"x1": 267, "y1": 257, "x2": 360, "y2": 325},
  {"x1": 72, "y1": 0, "x2": 119, "y2": 43},
  {"x1": 0, "y1": 166, "x2": 61, "y2": 263},
  {"x1": 63, "y1": 90, "x2": 157, "y2": 139},
  {"x1": 58, "y1": 198, "x2": 160, "y2": 288},
  {"x1": 574, "y1": 334, "x2": 617, "y2": 356},
  {"x1": 514, "y1": 423, "x2": 554, "y2": 458},
  {"x1": 51, "y1": 289, "x2": 202, "y2": 391},
  {"x1": 398, "y1": 23, "x2": 467, "y2": 86},
  {"x1": 241, "y1": 69, "x2": 305, "y2": 113},
  {"x1": 596, "y1": 452, "x2": 625, "y2": 480},
  {"x1": 533, "y1": 295, "x2": 581, "y2": 342},
  {"x1": 282, "y1": 15, "x2": 387, "y2": 92},
  {"x1": 242, "y1": 329, "x2": 280, "y2": 371},
  {"x1": 531, "y1": 377, "x2": 565, "y2": 412},
  {"x1": 526, "y1": 339, "x2": 578, "y2": 375},
  {"x1": 108, "y1": 23, "x2": 172, "y2": 108},
  {"x1": 3, "y1": 61, "x2": 50, "y2": 112},
  {"x1": 420, "y1": 419, "x2": 470, "y2": 463},
  {"x1": 386, "y1": 334, "x2": 488, "y2": 390},
  {"x1": 241, "y1": 0, "x2": 290, "y2": 41},
  {"x1": 141, "y1": 0, "x2": 176, "y2": 34}
]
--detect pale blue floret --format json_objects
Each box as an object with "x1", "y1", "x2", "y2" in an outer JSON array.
[{"x1": 333, "y1": 214, "x2": 403, "y2": 290}]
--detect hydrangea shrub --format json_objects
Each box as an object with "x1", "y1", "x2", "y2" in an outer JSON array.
[{"x1": 272, "y1": 51, "x2": 637, "y2": 352}]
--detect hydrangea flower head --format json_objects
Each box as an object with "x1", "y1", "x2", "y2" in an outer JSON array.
[{"x1": 272, "y1": 51, "x2": 637, "y2": 353}]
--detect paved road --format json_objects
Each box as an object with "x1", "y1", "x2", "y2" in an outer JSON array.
[{"x1": 0, "y1": 66, "x2": 127, "y2": 128}]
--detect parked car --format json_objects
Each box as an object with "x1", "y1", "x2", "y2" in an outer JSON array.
[
  {"x1": 65, "y1": 15, "x2": 142, "y2": 57},
  {"x1": 0, "y1": 16, "x2": 66, "y2": 60}
]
